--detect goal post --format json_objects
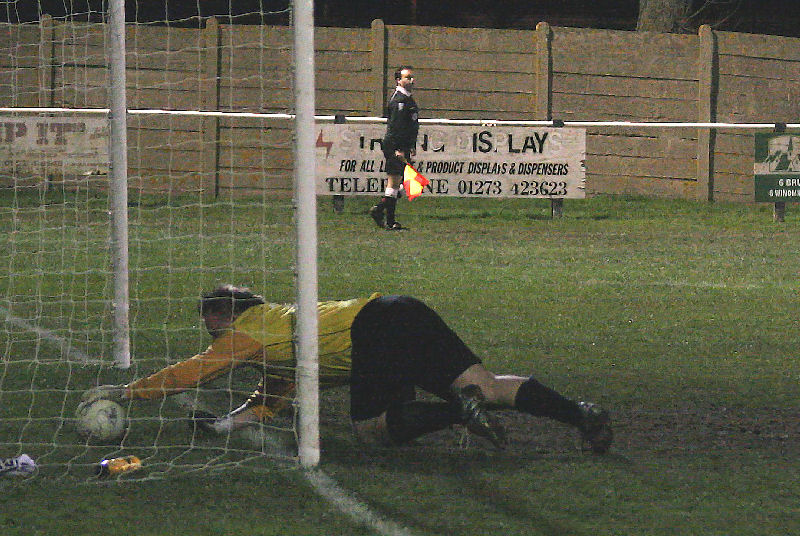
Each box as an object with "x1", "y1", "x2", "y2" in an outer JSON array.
[
  {"x1": 108, "y1": 0, "x2": 130, "y2": 370},
  {"x1": 292, "y1": 0, "x2": 321, "y2": 469}
]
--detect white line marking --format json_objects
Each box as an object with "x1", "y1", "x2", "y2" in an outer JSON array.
[
  {"x1": 304, "y1": 470, "x2": 415, "y2": 536},
  {"x1": 174, "y1": 396, "x2": 417, "y2": 536},
  {"x1": 0, "y1": 304, "x2": 104, "y2": 364},
  {"x1": 578, "y1": 279, "x2": 780, "y2": 290}
]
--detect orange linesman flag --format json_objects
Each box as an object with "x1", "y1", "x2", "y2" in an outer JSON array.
[{"x1": 403, "y1": 164, "x2": 430, "y2": 201}]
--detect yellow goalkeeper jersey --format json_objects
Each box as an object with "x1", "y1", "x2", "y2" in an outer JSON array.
[{"x1": 125, "y1": 293, "x2": 379, "y2": 400}]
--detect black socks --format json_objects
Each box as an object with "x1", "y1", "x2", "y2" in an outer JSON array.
[
  {"x1": 383, "y1": 377, "x2": 585, "y2": 444},
  {"x1": 514, "y1": 376, "x2": 584, "y2": 427},
  {"x1": 383, "y1": 196, "x2": 397, "y2": 226},
  {"x1": 374, "y1": 195, "x2": 397, "y2": 227},
  {"x1": 385, "y1": 401, "x2": 459, "y2": 444}
]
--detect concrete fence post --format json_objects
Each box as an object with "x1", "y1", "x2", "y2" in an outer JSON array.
[
  {"x1": 38, "y1": 14, "x2": 54, "y2": 108},
  {"x1": 535, "y1": 22, "x2": 552, "y2": 122},
  {"x1": 370, "y1": 19, "x2": 387, "y2": 117},
  {"x1": 697, "y1": 24, "x2": 718, "y2": 202},
  {"x1": 536, "y1": 22, "x2": 563, "y2": 218},
  {"x1": 201, "y1": 17, "x2": 221, "y2": 202}
]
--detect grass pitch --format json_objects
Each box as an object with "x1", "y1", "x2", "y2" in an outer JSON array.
[{"x1": 1, "y1": 190, "x2": 799, "y2": 535}]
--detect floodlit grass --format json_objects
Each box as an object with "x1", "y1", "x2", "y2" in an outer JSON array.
[{"x1": 2, "y1": 189, "x2": 799, "y2": 535}]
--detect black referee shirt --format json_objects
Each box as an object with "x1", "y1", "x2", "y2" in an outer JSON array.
[{"x1": 383, "y1": 88, "x2": 419, "y2": 152}]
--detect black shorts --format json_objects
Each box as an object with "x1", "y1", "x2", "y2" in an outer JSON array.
[
  {"x1": 349, "y1": 295, "x2": 481, "y2": 421},
  {"x1": 383, "y1": 147, "x2": 411, "y2": 176}
]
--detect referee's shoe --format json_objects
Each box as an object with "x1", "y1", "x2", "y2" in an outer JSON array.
[{"x1": 368, "y1": 205, "x2": 385, "y2": 228}]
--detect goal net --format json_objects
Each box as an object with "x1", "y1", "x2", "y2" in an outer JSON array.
[{"x1": 0, "y1": 2, "x2": 317, "y2": 479}]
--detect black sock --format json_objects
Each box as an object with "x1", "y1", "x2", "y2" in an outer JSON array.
[
  {"x1": 385, "y1": 196, "x2": 397, "y2": 226},
  {"x1": 514, "y1": 376, "x2": 583, "y2": 427},
  {"x1": 384, "y1": 401, "x2": 460, "y2": 444}
]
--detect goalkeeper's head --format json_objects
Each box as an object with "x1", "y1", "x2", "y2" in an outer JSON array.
[{"x1": 199, "y1": 285, "x2": 265, "y2": 337}]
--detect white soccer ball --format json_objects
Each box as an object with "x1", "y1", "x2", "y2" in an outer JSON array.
[{"x1": 75, "y1": 399, "x2": 128, "y2": 442}]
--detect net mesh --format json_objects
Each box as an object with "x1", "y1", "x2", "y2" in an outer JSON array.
[{"x1": 0, "y1": 2, "x2": 303, "y2": 480}]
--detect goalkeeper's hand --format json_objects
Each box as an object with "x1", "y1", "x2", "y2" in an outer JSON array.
[{"x1": 80, "y1": 384, "x2": 127, "y2": 405}]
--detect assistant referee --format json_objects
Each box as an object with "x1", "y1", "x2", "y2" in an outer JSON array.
[{"x1": 369, "y1": 66, "x2": 420, "y2": 231}]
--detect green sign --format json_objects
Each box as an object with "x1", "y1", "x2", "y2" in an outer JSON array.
[{"x1": 754, "y1": 131, "x2": 800, "y2": 202}]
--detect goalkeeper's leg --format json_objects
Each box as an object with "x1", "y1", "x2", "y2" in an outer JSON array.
[
  {"x1": 349, "y1": 295, "x2": 503, "y2": 447},
  {"x1": 452, "y1": 364, "x2": 613, "y2": 453},
  {"x1": 351, "y1": 384, "x2": 503, "y2": 447}
]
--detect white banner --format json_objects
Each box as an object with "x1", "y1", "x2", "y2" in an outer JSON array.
[
  {"x1": 0, "y1": 117, "x2": 109, "y2": 176},
  {"x1": 316, "y1": 124, "x2": 585, "y2": 198}
]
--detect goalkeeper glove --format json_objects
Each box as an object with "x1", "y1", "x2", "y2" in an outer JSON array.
[{"x1": 80, "y1": 384, "x2": 127, "y2": 405}]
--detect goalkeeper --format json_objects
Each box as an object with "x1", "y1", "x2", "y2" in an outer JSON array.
[{"x1": 82, "y1": 285, "x2": 612, "y2": 452}]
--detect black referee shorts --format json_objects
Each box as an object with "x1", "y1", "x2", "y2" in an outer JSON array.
[
  {"x1": 383, "y1": 147, "x2": 410, "y2": 176},
  {"x1": 349, "y1": 295, "x2": 481, "y2": 421}
]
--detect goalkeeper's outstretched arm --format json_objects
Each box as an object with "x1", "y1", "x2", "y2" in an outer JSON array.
[{"x1": 81, "y1": 331, "x2": 264, "y2": 403}]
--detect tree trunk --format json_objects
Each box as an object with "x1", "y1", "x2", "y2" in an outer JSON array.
[{"x1": 637, "y1": 0, "x2": 691, "y2": 32}]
